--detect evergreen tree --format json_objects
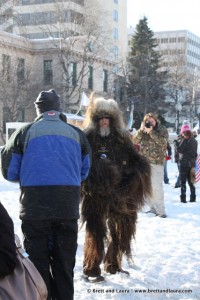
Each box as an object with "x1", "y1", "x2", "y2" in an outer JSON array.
[{"x1": 128, "y1": 17, "x2": 168, "y2": 127}]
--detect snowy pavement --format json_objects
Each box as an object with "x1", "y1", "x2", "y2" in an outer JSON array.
[{"x1": 0, "y1": 160, "x2": 200, "y2": 300}]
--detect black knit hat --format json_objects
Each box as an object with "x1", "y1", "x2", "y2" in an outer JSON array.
[{"x1": 34, "y1": 89, "x2": 62, "y2": 115}]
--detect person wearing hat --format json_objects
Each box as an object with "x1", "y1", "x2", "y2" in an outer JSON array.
[
  {"x1": 81, "y1": 95, "x2": 151, "y2": 282},
  {"x1": 1, "y1": 89, "x2": 91, "y2": 300},
  {"x1": 133, "y1": 112, "x2": 169, "y2": 218},
  {"x1": 176, "y1": 124, "x2": 198, "y2": 203}
]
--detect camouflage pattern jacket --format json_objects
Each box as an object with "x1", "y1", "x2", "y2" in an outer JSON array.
[{"x1": 133, "y1": 122, "x2": 168, "y2": 165}]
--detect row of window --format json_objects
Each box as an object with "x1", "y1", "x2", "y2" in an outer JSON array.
[
  {"x1": 187, "y1": 49, "x2": 200, "y2": 61},
  {"x1": 187, "y1": 37, "x2": 200, "y2": 49},
  {"x1": 15, "y1": 10, "x2": 83, "y2": 26},
  {"x1": 161, "y1": 60, "x2": 199, "y2": 71},
  {"x1": 156, "y1": 36, "x2": 200, "y2": 49},
  {"x1": 162, "y1": 61, "x2": 185, "y2": 67},
  {"x1": 159, "y1": 48, "x2": 200, "y2": 62},
  {"x1": 159, "y1": 49, "x2": 185, "y2": 56},
  {"x1": 1, "y1": 54, "x2": 109, "y2": 91},
  {"x1": 44, "y1": 60, "x2": 108, "y2": 91},
  {"x1": 21, "y1": 30, "x2": 77, "y2": 39},
  {"x1": 156, "y1": 37, "x2": 186, "y2": 44},
  {"x1": 17, "y1": 0, "x2": 84, "y2": 6},
  {"x1": 187, "y1": 61, "x2": 200, "y2": 70}
]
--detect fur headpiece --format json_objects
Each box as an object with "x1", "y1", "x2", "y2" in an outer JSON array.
[{"x1": 83, "y1": 93, "x2": 125, "y2": 133}]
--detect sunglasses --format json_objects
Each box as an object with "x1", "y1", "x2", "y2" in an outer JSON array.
[{"x1": 99, "y1": 116, "x2": 110, "y2": 120}]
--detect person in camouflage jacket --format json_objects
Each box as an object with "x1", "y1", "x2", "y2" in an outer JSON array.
[{"x1": 133, "y1": 112, "x2": 168, "y2": 217}]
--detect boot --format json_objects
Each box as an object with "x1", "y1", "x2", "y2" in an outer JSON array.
[
  {"x1": 190, "y1": 195, "x2": 196, "y2": 202},
  {"x1": 180, "y1": 195, "x2": 187, "y2": 203}
]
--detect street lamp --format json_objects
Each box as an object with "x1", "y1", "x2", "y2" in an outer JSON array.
[{"x1": 175, "y1": 102, "x2": 182, "y2": 134}]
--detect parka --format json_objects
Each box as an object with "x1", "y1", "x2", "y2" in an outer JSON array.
[
  {"x1": 133, "y1": 121, "x2": 168, "y2": 165},
  {"x1": 1, "y1": 111, "x2": 91, "y2": 221}
]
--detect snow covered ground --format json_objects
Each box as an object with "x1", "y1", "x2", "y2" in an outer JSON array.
[{"x1": 0, "y1": 160, "x2": 200, "y2": 300}]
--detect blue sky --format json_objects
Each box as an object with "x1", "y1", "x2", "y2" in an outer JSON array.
[{"x1": 127, "y1": 0, "x2": 200, "y2": 37}]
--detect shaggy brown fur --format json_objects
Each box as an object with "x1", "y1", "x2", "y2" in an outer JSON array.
[{"x1": 81, "y1": 96, "x2": 151, "y2": 277}]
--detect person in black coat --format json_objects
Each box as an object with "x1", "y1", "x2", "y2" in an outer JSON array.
[
  {"x1": 0, "y1": 202, "x2": 17, "y2": 277},
  {"x1": 173, "y1": 134, "x2": 182, "y2": 188},
  {"x1": 177, "y1": 124, "x2": 198, "y2": 203}
]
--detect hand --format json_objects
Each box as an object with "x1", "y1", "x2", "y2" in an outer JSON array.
[
  {"x1": 140, "y1": 122, "x2": 146, "y2": 131},
  {"x1": 144, "y1": 126, "x2": 152, "y2": 134}
]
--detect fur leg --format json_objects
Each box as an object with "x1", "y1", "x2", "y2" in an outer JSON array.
[
  {"x1": 83, "y1": 218, "x2": 107, "y2": 277},
  {"x1": 104, "y1": 219, "x2": 122, "y2": 274}
]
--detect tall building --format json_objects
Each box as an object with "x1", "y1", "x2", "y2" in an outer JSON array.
[
  {"x1": 154, "y1": 30, "x2": 200, "y2": 123},
  {"x1": 128, "y1": 28, "x2": 200, "y2": 75},
  {"x1": 128, "y1": 28, "x2": 200, "y2": 125},
  {"x1": 1, "y1": 0, "x2": 127, "y2": 62},
  {"x1": 154, "y1": 30, "x2": 200, "y2": 76}
]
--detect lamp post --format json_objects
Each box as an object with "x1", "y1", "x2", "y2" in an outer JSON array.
[{"x1": 175, "y1": 102, "x2": 182, "y2": 134}]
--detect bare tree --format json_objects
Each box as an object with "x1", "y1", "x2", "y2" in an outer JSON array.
[
  {"x1": 0, "y1": 51, "x2": 42, "y2": 143},
  {"x1": 4, "y1": 1, "x2": 116, "y2": 111}
]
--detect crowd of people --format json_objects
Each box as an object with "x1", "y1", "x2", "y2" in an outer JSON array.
[{"x1": 0, "y1": 89, "x2": 198, "y2": 299}]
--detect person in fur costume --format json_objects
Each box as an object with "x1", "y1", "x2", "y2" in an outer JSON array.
[{"x1": 81, "y1": 95, "x2": 152, "y2": 282}]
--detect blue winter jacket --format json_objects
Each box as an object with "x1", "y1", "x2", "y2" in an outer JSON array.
[{"x1": 1, "y1": 111, "x2": 91, "y2": 220}]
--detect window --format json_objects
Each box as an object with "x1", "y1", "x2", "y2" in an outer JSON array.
[
  {"x1": 88, "y1": 66, "x2": 93, "y2": 90},
  {"x1": 103, "y1": 69, "x2": 108, "y2": 92},
  {"x1": 119, "y1": 87, "x2": 124, "y2": 102},
  {"x1": 22, "y1": 0, "x2": 30, "y2": 4},
  {"x1": 69, "y1": 62, "x2": 77, "y2": 86},
  {"x1": 22, "y1": 13, "x2": 30, "y2": 25},
  {"x1": 113, "y1": 10, "x2": 118, "y2": 22},
  {"x1": 2, "y1": 54, "x2": 10, "y2": 82},
  {"x1": 113, "y1": 64, "x2": 118, "y2": 74},
  {"x1": 3, "y1": 107, "x2": 10, "y2": 134},
  {"x1": 44, "y1": 60, "x2": 53, "y2": 85},
  {"x1": 113, "y1": 28, "x2": 118, "y2": 40},
  {"x1": 17, "y1": 108, "x2": 25, "y2": 122},
  {"x1": 17, "y1": 58, "x2": 25, "y2": 84},
  {"x1": 114, "y1": 46, "x2": 118, "y2": 59}
]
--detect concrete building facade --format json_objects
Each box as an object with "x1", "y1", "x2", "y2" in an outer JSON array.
[
  {"x1": 0, "y1": 1, "x2": 128, "y2": 144},
  {"x1": 0, "y1": 30, "x2": 116, "y2": 144}
]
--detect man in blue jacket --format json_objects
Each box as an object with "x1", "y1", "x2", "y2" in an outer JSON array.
[{"x1": 1, "y1": 89, "x2": 91, "y2": 300}]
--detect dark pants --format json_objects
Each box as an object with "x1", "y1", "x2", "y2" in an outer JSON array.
[
  {"x1": 164, "y1": 160, "x2": 169, "y2": 183},
  {"x1": 180, "y1": 165, "x2": 196, "y2": 202},
  {"x1": 175, "y1": 163, "x2": 181, "y2": 187},
  {"x1": 21, "y1": 219, "x2": 78, "y2": 300}
]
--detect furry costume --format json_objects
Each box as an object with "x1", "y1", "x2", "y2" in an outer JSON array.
[{"x1": 81, "y1": 97, "x2": 151, "y2": 278}]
